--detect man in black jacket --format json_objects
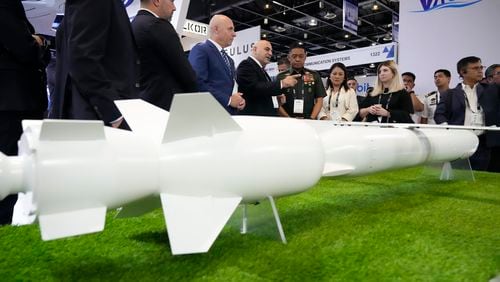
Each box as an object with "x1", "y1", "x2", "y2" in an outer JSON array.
[
  {"x1": 0, "y1": 0, "x2": 49, "y2": 224},
  {"x1": 49, "y1": 0, "x2": 139, "y2": 129},
  {"x1": 236, "y1": 40, "x2": 300, "y2": 116},
  {"x1": 131, "y1": 0, "x2": 197, "y2": 111}
]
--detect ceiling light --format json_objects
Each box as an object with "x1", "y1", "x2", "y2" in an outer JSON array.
[
  {"x1": 304, "y1": 33, "x2": 308, "y2": 39},
  {"x1": 371, "y1": 42, "x2": 377, "y2": 46},
  {"x1": 264, "y1": 18, "x2": 268, "y2": 25},
  {"x1": 298, "y1": 41, "x2": 304, "y2": 45},
  {"x1": 262, "y1": 33, "x2": 267, "y2": 38},
  {"x1": 358, "y1": 19, "x2": 362, "y2": 26},
  {"x1": 334, "y1": 43, "x2": 346, "y2": 49},
  {"x1": 372, "y1": 4, "x2": 379, "y2": 11},
  {"x1": 319, "y1": 0, "x2": 324, "y2": 9},
  {"x1": 323, "y1": 12, "x2": 336, "y2": 20},
  {"x1": 264, "y1": 3, "x2": 271, "y2": 9},
  {"x1": 272, "y1": 25, "x2": 286, "y2": 33},
  {"x1": 344, "y1": 34, "x2": 350, "y2": 39},
  {"x1": 308, "y1": 18, "x2": 318, "y2": 26},
  {"x1": 369, "y1": 63, "x2": 375, "y2": 68},
  {"x1": 383, "y1": 33, "x2": 392, "y2": 41}
]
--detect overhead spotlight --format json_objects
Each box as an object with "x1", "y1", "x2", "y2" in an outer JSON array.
[
  {"x1": 304, "y1": 33, "x2": 308, "y2": 39},
  {"x1": 334, "y1": 42, "x2": 346, "y2": 49},
  {"x1": 283, "y1": 10, "x2": 286, "y2": 15},
  {"x1": 369, "y1": 63, "x2": 375, "y2": 68},
  {"x1": 344, "y1": 34, "x2": 350, "y2": 39},
  {"x1": 308, "y1": 18, "x2": 318, "y2": 26},
  {"x1": 262, "y1": 33, "x2": 267, "y2": 38},
  {"x1": 383, "y1": 33, "x2": 392, "y2": 41},
  {"x1": 264, "y1": 17, "x2": 269, "y2": 25},
  {"x1": 372, "y1": 4, "x2": 379, "y2": 11},
  {"x1": 298, "y1": 41, "x2": 304, "y2": 45},
  {"x1": 371, "y1": 42, "x2": 377, "y2": 46},
  {"x1": 323, "y1": 11, "x2": 336, "y2": 20},
  {"x1": 264, "y1": 3, "x2": 271, "y2": 9},
  {"x1": 358, "y1": 19, "x2": 362, "y2": 26},
  {"x1": 319, "y1": 0, "x2": 324, "y2": 9}
]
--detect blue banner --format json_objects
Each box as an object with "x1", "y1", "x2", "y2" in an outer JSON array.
[{"x1": 343, "y1": 0, "x2": 358, "y2": 35}]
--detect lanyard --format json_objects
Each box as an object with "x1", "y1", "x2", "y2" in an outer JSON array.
[
  {"x1": 377, "y1": 92, "x2": 393, "y2": 110},
  {"x1": 463, "y1": 92, "x2": 480, "y2": 113},
  {"x1": 327, "y1": 90, "x2": 340, "y2": 111}
]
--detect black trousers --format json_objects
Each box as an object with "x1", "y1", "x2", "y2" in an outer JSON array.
[
  {"x1": 469, "y1": 134, "x2": 491, "y2": 172},
  {"x1": 0, "y1": 111, "x2": 43, "y2": 225}
]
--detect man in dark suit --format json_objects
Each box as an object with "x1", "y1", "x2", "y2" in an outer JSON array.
[
  {"x1": 435, "y1": 56, "x2": 500, "y2": 171},
  {"x1": 131, "y1": 0, "x2": 197, "y2": 111},
  {"x1": 236, "y1": 40, "x2": 300, "y2": 116},
  {"x1": 49, "y1": 0, "x2": 140, "y2": 129},
  {"x1": 0, "y1": 0, "x2": 49, "y2": 224},
  {"x1": 188, "y1": 15, "x2": 245, "y2": 115}
]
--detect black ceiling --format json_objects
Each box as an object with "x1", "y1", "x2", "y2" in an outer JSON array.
[{"x1": 187, "y1": 0, "x2": 399, "y2": 76}]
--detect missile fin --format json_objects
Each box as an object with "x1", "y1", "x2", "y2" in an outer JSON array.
[
  {"x1": 322, "y1": 163, "x2": 355, "y2": 177},
  {"x1": 38, "y1": 206, "x2": 106, "y2": 240},
  {"x1": 115, "y1": 99, "x2": 169, "y2": 144},
  {"x1": 160, "y1": 193, "x2": 241, "y2": 255},
  {"x1": 163, "y1": 93, "x2": 242, "y2": 143},
  {"x1": 39, "y1": 120, "x2": 105, "y2": 141},
  {"x1": 115, "y1": 195, "x2": 161, "y2": 218}
]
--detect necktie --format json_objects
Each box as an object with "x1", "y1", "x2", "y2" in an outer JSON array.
[{"x1": 220, "y1": 49, "x2": 232, "y2": 75}]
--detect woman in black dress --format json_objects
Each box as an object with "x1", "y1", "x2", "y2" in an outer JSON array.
[{"x1": 358, "y1": 60, "x2": 413, "y2": 123}]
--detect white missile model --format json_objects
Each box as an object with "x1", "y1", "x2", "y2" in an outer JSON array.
[{"x1": 0, "y1": 93, "x2": 481, "y2": 255}]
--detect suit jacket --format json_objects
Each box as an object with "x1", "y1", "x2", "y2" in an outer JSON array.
[
  {"x1": 236, "y1": 57, "x2": 280, "y2": 116},
  {"x1": 131, "y1": 10, "x2": 197, "y2": 111},
  {"x1": 435, "y1": 83, "x2": 500, "y2": 147},
  {"x1": 188, "y1": 40, "x2": 237, "y2": 114},
  {"x1": 50, "y1": 0, "x2": 139, "y2": 124},
  {"x1": 0, "y1": 0, "x2": 48, "y2": 112}
]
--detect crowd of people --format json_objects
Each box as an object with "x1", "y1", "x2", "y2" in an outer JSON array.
[{"x1": 1, "y1": 0, "x2": 499, "y2": 225}]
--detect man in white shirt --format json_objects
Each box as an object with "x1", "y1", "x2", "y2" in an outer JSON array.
[
  {"x1": 402, "y1": 72, "x2": 424, "y2": 123},
  {"x1": 434, "y1": 56, "x2": 492, "y2": 170},
  {"x1": 421, "y1": 69, "x2": 451, "y2": 124}
]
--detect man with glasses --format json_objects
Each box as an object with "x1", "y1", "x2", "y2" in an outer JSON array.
[
  {"x1": 485, "y1": 64, "x2": 500, "y2": 85},
  {"x1": 277, "y1": 42, "x2": 326, "y2": 119},
  {"x1": 435, "y1": 56, "x2": 500, "y2": 171}
]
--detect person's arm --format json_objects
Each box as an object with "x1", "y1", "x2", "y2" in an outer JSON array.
[
  {"x1": 311, "y1": 97, "x2": 323, "y2": 119},
  {"x1": 236, "y1": 60, "x2": 280, "y2": 97},
  {"x1": 189, "y1": 44, "x2": 230, "y2": 107},
  {"x1": 65, "y1": 0, "x2": 122, "y2": 124},
  {"x1": 342, "y1": 89, "x2": 359, "y2": 122},
  {"x1": 278, "y1": 106, "x2": 290, "y2": 117},
  {"x1": 318, "y1": 94, "x2": 329, "y2": 120},
  {"x1": 0, "y1": 10, "x2": 40, "y2": 65},
  {"x1": 434, "y1": 90, "x2": 450, "y2": 124},
  {"x1": 151, "y1": 19, "x2": 197, "y2": 92},
  {"x1": 409, "y1": 91, "x2": 424, "y2": 113}
]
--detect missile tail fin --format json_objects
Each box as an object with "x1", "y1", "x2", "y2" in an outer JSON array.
[
  {"x1": 39, "y1": 120, "x2": 105, "y2": 141},
  {"x1": 160, "y1": 193, "x2": 241, "y2": 255},
  {"x1": 115, "y1": 99, "x2": 169, "y2": 144},
  {"x1": 163, "y1": 93, "x2": 242, "y2": 143},
  {"x1": 38, "y1": 206, "x2": 106, "y2": 240}
]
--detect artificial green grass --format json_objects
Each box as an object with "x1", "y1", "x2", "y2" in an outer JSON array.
[{"x1": 1, "y1": 167, "x2": 499, "y2": 281}]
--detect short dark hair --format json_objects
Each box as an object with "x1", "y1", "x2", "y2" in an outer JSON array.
[
  {"x1": 457, "y1": 56, "x2": 481, "y2": 77},
  {"x1": 277, "y1": 57, "x2": 290, "y2": 66},
  {"x1": 347, "y1": 77, "x2": 357, "y2": 82},
  {"x1": 434, "y1": 69, "x2": 451, "y2": 77},
  {"x1": 288, "y1": 42, "x2": 306, "y2": 54},
  {"x1": 485, "y1": 64, "x2": 500, "y2": 78},
  {"x1": 401, "y1": 72, "x2": 416, "y2": 81}
]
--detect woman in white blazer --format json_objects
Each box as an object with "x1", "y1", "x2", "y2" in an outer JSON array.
[{"x1": 318, "y1": 62, "x2": 359, "y2": 121}]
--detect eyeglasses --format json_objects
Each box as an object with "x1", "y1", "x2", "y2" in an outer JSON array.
[{"x1": 468, "y1": 65, "x2": 484, "y2": 71}]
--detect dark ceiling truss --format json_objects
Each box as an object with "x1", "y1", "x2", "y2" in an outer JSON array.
[{"x1": 187, "y1": 0, "x2": 399, "y2": 75}]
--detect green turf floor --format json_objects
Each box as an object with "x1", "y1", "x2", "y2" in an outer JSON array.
[{"x1": 1, "y1": 167, "x2": 499, "y2": 281}]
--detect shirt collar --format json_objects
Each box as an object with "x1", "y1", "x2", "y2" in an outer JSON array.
[
  {"x1": 139, "y1": 8, "x2": 160, "y2": 19},
  {"x1": 249, "y1": 56, "x2": 264, "y2": 69},
  {"x1": 462, "y1": 82, "x2": 478, "y2": 91},
  {"x1": 208, "y1": 39, "x2": 225, "y2": 52}
]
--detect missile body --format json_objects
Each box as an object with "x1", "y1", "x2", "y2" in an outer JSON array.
[{"x1": 0, "y1": 93, "x2": 479, "y2": 255}]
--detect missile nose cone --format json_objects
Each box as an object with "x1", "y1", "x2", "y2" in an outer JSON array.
[{"x1": 0, "y1": 153, "x2": 25, "y2": 200}]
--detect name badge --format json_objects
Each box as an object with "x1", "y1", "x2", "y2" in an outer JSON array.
[
  {"x1": 471, "y1": 112, "x2": 484, "y2": 126},
  {"x1": 294, "y1": 99, "x2": 304, "y2": 114}
]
